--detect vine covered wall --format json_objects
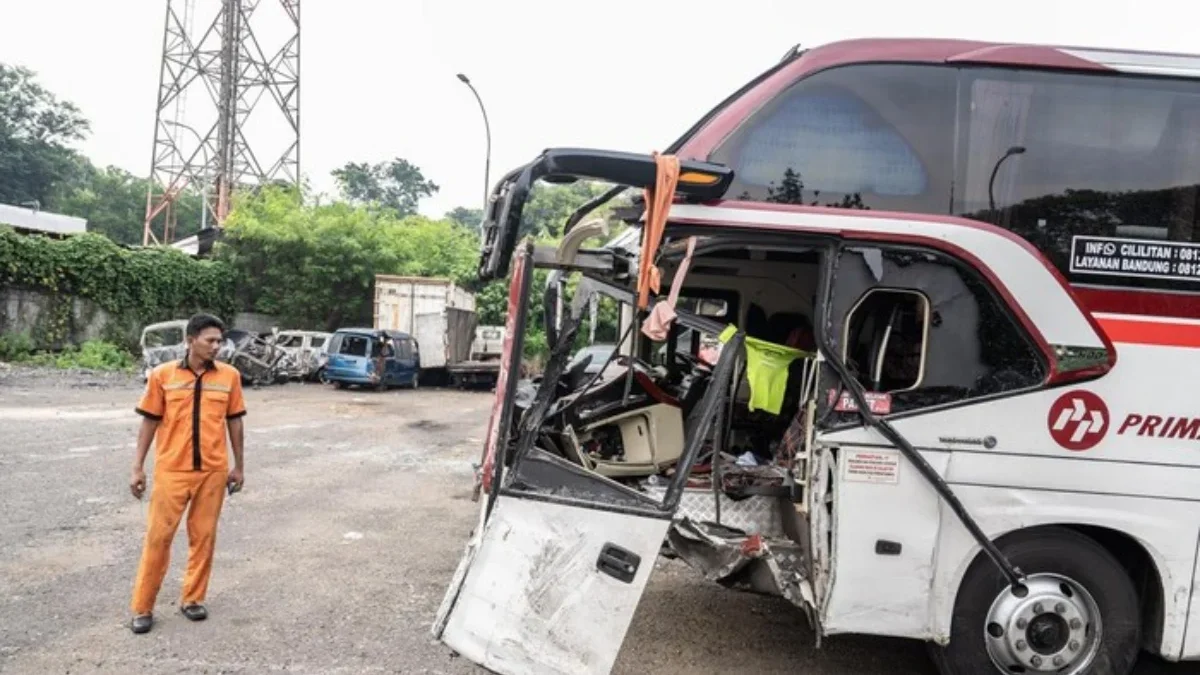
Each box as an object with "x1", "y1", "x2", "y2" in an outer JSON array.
[{"x1": 0, "y1": 228, "x2": 236, "y2": 350}]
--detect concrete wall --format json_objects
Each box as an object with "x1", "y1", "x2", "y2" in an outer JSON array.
[
  {"x1": 1, "y1": 288, "x2": 281, "y2": 350},
  {"x1": 0, "y1": 288, "x2": 134, "y2": 350}
]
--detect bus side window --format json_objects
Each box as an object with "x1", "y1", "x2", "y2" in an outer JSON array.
[{"x1": 826, "y1": 245, "x2": 1047, "y2": 417}]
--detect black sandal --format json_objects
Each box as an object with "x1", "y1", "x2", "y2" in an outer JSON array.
[{"x1": 181, "y1": 604, "x2": 208, "y2": 621}]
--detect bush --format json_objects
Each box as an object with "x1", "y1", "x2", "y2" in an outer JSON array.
[
  {"x1": 61, "y1": 340, "x2": 136, "y2": 370},
  {"x1": 0, "y1": 332, "x2": 35, "y2": 362},
  {"x1": 22, "y1": 339, "x2": 136, "y2": 371}
]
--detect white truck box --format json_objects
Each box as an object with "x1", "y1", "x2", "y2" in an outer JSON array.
[{"x1": 372, "y1": 275, "x2": 477, "y2": 371}]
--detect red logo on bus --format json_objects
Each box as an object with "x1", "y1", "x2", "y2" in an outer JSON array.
[{"x1": 1047, "y1": 390, "x2": 1109, "y2": 451}]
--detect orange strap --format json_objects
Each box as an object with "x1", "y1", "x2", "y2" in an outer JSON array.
[{"x1": 637, "y1": 152, "x2": 681, "y2": 310}]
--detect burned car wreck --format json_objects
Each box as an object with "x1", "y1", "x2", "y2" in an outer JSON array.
[
  {"x1": 139, "y1": 320, "x2": 290, "y2": 385},
  {"x1": 269, "y1": 330, "x2": 331, "y2": 381}
]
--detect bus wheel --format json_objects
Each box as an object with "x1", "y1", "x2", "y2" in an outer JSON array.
[{"x1": 931, "y1": 526, "x2": 1139, "y2": 675}]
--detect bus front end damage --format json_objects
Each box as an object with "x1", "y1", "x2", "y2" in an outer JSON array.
[{"x1": 432, "y1": 147, "x2": 1028, "y2": 675}]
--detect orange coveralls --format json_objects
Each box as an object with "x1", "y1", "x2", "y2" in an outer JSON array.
[{"x1": 131, "y1": 358, "x2": 246, "y2": 615}]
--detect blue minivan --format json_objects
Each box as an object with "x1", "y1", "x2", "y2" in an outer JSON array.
[{"x1": 323, "y1": 328, "x2": 421, "y2": 390}]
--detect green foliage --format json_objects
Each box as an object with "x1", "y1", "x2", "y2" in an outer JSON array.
[
  {"x1": 578, "y1": 287, "x2": 622, "y2": 345},
  {"x1": 520, "y1": 181, "x2": 617, "y2": 240},
  {"x1": 521, "y1": 268, "x2": 551, "y2": 361},
  {"x1": 48, "y1": 164, "x2": 205, "y2": 246},
  {"x1": 218, "y1": 186, "x2": 477, "y2": 331},
  {"x1": 0, "y1": 331, "x2": 35, "y2": 361},
  {"x1": 445, "y1": 206, "x2": 484, "y2": 233},
  {"x1": 0, "y1": 227, "x2": 236, "y2": 347},
  {"x1": 0, "y1": 332, "x2": 135, "y2": 371},
  {"x1": 469, "y1": 181, "x2": 629, "y2": 364},
  {"x1": 216, "y1": 178, "x2": 625, "y2": 363},
  {"x1": 0, "y1": 64, "x2": 90, "y2": 207},
  {"x1": 520, "y1": 273, "x2": 624, "y2": 363},
  {"x1": 332, "y1": 158, "x2": 439, "y2": 217},
  {"x1": 24, "y1": 340, "x2": 136, "y2": 371},
  {"x1": 474, "y1": 280, "x2": 508, "y2": 325},
  {"x1": 0, "y1": 62, "x2": 624, "y2": 371}
]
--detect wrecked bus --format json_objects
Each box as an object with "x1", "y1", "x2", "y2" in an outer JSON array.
[{"x1": 433, "y1": 38, "x2": 1200, "y2": 675}]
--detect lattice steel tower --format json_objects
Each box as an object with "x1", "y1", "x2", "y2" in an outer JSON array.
[{"x1": 143, "y1": 0, "x2": 300, "y2": 245}]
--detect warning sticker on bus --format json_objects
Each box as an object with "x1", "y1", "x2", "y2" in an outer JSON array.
[
  {"x1": 1070, "y1": 235, "x2": 1200, "y2": 282},
  {"x1": 843, "y1": 449, "x2": 900, "y2": 484}
]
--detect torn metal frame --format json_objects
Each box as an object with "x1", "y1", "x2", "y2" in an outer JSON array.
[
  {"x1": 497, "y1": 243, "x2": 748, "y2": 518},
  {"x1": 503, "y1": 329, "x2": 745, "y2": 518},
  {"x1": 625, "y1": 229, "x2": 1028, "y2": 591},
  {"x1": 482, "y1": 241, "x2": 536, "y2": 519},
  {"x1": 477, "y1": 148, "x2": 734, "y2": 282},
  {"x1": 499, "y1": 209, "x2": 1028, "y2": 598}
]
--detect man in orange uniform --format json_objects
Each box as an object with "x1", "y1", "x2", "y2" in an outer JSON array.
[{"x1": 128, "y1": 313, "x2": 246, "y2": 634}]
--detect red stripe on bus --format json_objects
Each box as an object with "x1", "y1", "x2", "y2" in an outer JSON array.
[
  {"x1": 1076, "y1": 287, "x2": 1200, "y2": 320},
  {"x1": 1097, "y1": 317, "x2": 1200, "y2": 348}
]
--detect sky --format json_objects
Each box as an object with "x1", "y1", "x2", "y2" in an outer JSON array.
[{"x1": 0, "y1": 0, "x2": 1193, "y2": 219}]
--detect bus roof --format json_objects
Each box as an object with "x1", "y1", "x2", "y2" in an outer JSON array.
[
  {"x1": 676, "y1": 37, "x2": 1200, "y2": 160},
  {"x1": 795, "y1": 37, "x2": 1200, "y2": 77}
]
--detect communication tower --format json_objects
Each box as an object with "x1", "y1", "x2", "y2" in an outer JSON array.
[{"x1": 143, "y1": 0, "x2": 300, "y2": 245}]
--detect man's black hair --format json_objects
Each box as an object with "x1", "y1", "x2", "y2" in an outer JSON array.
[{"x1": 186, "y1": 313, "x2": 226, "y2": 337}]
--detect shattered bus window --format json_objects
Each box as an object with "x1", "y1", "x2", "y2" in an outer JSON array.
[
  {"x1": 824, "y1": 245, "x2": 1047, "y2": 418},
  {"x1": 844, "y1": 289, "x2": 929, "y2": 392}
]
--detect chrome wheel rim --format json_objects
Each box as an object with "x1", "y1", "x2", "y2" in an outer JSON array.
[{"x1": 984, "y1": 573, "x2": 1101, "y2": 674}]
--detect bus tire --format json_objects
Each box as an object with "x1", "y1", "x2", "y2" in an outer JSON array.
[{"x1": 930, "y1": 526, "x2": 1139, "y2": 675}]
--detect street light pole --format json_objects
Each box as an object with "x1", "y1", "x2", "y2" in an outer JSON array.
[{"x1": 457, "y1": 73, "x2": 492, "y2": 212}]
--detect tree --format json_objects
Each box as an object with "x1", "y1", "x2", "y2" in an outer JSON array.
[
  {"x1": 444, "y1": 179, "x2": 622, "y2": 254},
  {"x1": 445, "y1": 206, "x2": 484, "y2": 233},
  {"x1": 520, "y1": 180, "x2": 617, "y2": 240},
  {"x1": 766, "y1": 168, "x2": 805, "y2": 205},
  {"x1": 218, "y1": 186, "x2": 478, "y2": 331},
  {"x1": 464, "y1": 180, "x2": 631, "y2": 361},
  {"x1": 331, "y1": 158, "x2": 439, "y2": 217},
  {"x1": 46, "y1": 164, "x2": 206, "y2": 246},
  {"x1": 0, "y1": 64, "x2": 91, "y2": 206}
]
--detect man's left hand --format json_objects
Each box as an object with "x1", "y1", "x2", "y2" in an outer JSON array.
[{"x1": 227, "y1": 467, "x2": 244, "y2": 494}]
